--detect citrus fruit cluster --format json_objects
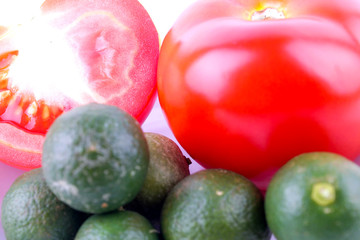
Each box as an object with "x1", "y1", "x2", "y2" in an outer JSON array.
[
  {"x1": 2, "y1": 103, "x2": 360, "y2": 240},
  {"x1": 1, "y1": 103, "x2": 190, "y2": 240}
]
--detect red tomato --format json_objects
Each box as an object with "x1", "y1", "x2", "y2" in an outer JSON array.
[
  {"x1": 0, "y1": 0, "x2": 159, "y2": 169},
  {"x1": 157, "y1": 0, "x2": 360, "y2": 190}
]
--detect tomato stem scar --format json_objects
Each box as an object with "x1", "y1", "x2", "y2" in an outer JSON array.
[{"x1": 251, "y1": 7, "x2": 286, "y2": 21}]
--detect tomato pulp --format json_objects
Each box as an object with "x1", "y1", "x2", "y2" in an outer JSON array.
[
  {"x1": 157, "y1": 0, "x2": 360, "y2": 190},
  {"x1": 0, "y1": 0, "x2": 159, "y2": 169}
]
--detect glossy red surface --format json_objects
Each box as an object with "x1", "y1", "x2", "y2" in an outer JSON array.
[{"x1": 158, "y1": 0, "x2": 360, "y2": 190}]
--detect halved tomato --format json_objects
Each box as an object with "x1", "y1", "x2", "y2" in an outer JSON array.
[{"x1": 0, "y1": 0, "x2": 159, "y2": 169}]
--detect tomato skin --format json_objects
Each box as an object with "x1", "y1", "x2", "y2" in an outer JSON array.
[
  {"x1": 0, "y1": 0, "x2": 159, "y2": 169},
  {"x1": 158, "y1": 0, "x2": 360, "y2": 190}
]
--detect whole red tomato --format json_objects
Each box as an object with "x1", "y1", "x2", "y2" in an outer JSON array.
[
  {"x1": 0, "y1": 0, "x2": 159, "y2": 169},
  {"x1": 157, "y1": 0, "x2": 360, "y2": 190}
]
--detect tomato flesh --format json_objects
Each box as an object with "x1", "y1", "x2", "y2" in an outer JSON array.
[
  {"x1": 0, "y1": 0, "x2": 159, "y2": 169},
  {"x1": 0, "y1": 51, "x2": 71, "y2": 135},
  {"x1": 158, "y1": 0, "x2": 360, "y2": 190}
]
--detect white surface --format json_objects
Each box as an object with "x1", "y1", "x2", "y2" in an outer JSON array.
[{"x1": 138, "y1": 0, "x2": 195, "y2": 42}]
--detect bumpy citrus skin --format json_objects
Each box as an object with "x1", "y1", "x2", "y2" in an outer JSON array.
[
  {"x1": 135, "y1": 132, "x2": 190, "y2": 210},
  {"x1": 75, "y1": 210, "x2": 159, "y2": 240},
  {"x1": 42, "y1": 103, "x2": 149, "y2": 214},
  {"x1": 265, "y1": 152, "x2": 360, "y2": 240},
  {"x1": 161, "y1": 169, "x2": 271, "y2": 240},
  {"x1": 1, "y1": 168, "x2": 87, "y2": 240}
]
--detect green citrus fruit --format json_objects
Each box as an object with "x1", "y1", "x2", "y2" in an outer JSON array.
[
  {"x1": 161, "y1": 169, "x2": 271, "y2": 240},
  {"x1": 42, "y1": 103, "x2": 149, "y2": 214},
  {"x1": 1, "y1": 168, "x2": 87, "y2": 240},
  {"x1": 265, "y1": 152, "x2": 360, "y2": 240},
  {"x1": 75, "y1": 210, "x2": 159, "y2": 240},
  {"x1": 135, "y1": 132, "x2": 190, "y2": 210}
]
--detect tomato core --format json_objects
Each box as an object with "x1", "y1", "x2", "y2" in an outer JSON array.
[{"x1": 0, "y1": 42, "x2": 73, "y2": 135}]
